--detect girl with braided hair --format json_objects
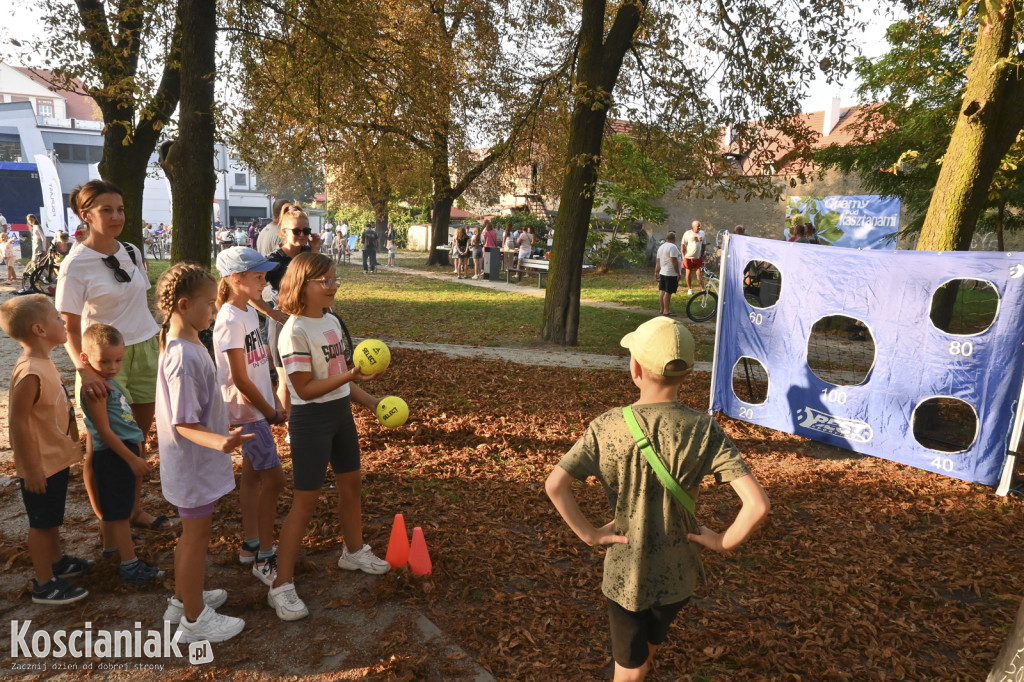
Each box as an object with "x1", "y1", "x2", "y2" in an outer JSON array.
[{"x1": 154, "y1": 262, "x2": 253, "y2": 643}]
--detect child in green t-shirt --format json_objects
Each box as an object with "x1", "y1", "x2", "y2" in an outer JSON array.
[{"x1": 546, "y1": 317, "x2": 770, "y2": 681}]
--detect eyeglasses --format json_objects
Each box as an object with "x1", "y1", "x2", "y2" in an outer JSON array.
[
  {"x1": 311, "y1": 277, "x2": 338, "y2": 288},
  {"x1": 289, "y1": 228, "x2": 312, "y2": 236},
  {"x1": 101, "y1": 255, "x2": 132, "y2": 283}
]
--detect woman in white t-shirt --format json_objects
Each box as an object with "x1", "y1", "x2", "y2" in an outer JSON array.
[
  {"x1": 56, "y1": 179, "x2": 170, "y2": 532},
  {"x1": 28, "y1": 214, "x2": 47, "y2": 264}
]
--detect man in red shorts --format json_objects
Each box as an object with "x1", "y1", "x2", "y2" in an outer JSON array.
[{"x1": 681, "y1": 220, "x2": 706, "y2": 295}]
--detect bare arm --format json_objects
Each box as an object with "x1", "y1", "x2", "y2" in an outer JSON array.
[
  {"x1": 248, "y1": 297, "x2": 288, "y2": 324},
  {"x1": 285, "y1": 365, "x2": 376, "y2": 402},
  {"x1": 671, "y1": 255, "x2": 682, "y2": 278},
  {"x1": 10, "y1": 374, "x2": 46, "y2": 493},
  {"x1": 545, "y1": 466, "x2": 628, "y2": 547},
  {"x1": 687, "y1": 474, "x2": 769, "y2": 553},
  {"x1": 348, "y1": 381, "x2": 381, "y2": 413},
  {"x1": 174, "y1": 423, "x2": 253, "y2": 453},
  {"x1": 62, "y1": 312, "x2": 108, "y2": 396},
  {"x1": 224, "y1": 348, "x2": 278, "y2": 421},
  {"x1": 83, "y1": 390, "x2": 150, "y2": 477}
]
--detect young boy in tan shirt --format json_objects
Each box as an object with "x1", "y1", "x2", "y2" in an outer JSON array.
[
  {"x1": 1, "y1": 294, "x2": 92, "y2": 604},
  {"x1": 546, "y1": 317, "x2": 770, "y2": 681}
]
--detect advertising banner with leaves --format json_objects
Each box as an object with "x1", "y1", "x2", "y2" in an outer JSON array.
[{"x1": 787, "y1": 195, "x2": 900, "y2": 249}]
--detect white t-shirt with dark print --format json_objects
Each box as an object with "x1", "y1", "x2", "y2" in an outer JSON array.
[
  {"x1": 214, "y1": 303, "x2": 274, "y2": 425},
  {"x1": 278, "y1": 314, "x2": 351, "y2": 405}
]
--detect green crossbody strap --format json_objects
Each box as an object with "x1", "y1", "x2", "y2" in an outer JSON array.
[{"x1": 622, "y1": 406, "x2": 696, "y2": 518}]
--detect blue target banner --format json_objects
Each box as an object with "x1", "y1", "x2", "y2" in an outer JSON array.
[{"x1": 710, "y1": 236, "x2": 1024, "y2": 487}]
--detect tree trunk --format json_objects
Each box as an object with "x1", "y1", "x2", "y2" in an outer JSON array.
[
  {"x1": 372, "y1": 198, "x2": 389, "y2": 231},
  {"x1": 74, "y1": 0, "x2": 181, "y2": 253},
  {"x1": 541, "y1": 0, "x2": 645, "y2": 345},
  {"x1": 162, "y1": 0, "x2": 217, "y2": 266},
  {"x1": 600, "y1": 210, "x2": 624, "y2": 273},
  {"x1": 99, "y1": 138, "x2": 150, "y2": 251},
  {"x1": 996, "y1": 201, "x2": 1005, "y2": 251},
  {"x1": 916, "y1": 0, "x2": 1024, "y2": 252},
  {"x1": 427, "y1": 141, "x2": 454, "y2": 267}
]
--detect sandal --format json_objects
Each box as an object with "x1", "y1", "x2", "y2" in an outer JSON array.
[
  {"x1": 131, "y1": 514, "x2": 175, "y2": 531},
  {"x1": 101, "y1": 533, "x2": 145, "y2": 557}
]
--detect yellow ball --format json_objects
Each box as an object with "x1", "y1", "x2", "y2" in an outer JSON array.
[
  {"x1": 376, "y1": 396, "x2": 409, "y2": 428},
  {"x1": 354, "y1": 339, "x2": 391, "y2": 375}
]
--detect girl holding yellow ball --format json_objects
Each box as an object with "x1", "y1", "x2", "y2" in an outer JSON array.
[{"x1": 268, "y1": 252, "x2": 391, "y2": 623}]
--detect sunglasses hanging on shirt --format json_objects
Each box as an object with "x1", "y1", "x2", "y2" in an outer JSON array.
[{"x1": 102, "y1": 254, "x2": 132, "y2": 282}]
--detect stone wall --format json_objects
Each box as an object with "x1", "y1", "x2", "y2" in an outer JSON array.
[
  {"x1": 649, "y1": 169, "x2": 1024, "y2": 251},
  {"x1": 650, "y1": 169, "x2": 877, "y2": 242}
]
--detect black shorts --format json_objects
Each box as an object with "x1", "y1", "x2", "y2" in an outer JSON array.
[
  {"x1": 658, "y1": 275, "x2": 679, "y2": 294},
  {"x1": 20, "y1": 467, "x2": 70, "y2": 529},
  {"x1": 289, "y1": 396, "x2": 361, "y2": 490},
  {"x1": 607, "y1": 597, "x2": 689, "y2": 669},
  {"x1": 92, "y1": 441, "x2": 141, "y2": 522}
]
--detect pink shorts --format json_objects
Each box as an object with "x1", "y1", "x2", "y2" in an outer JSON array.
[{"x1": 178, "y1": 502, "x2": 215, "y2": 519}]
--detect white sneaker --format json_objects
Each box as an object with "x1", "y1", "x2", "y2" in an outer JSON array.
[
  {"x1": 252, "y1": 554, "x2": 277, "y2": 587},
  {"x1": 175, "y1": 605, "x2": 244, "y2": 643},
  {"x1": 687, "y1": 288, "x2": 693, "y2": 295},
  {"x1": 267, "y1": 582, "x2": 309, "y2": 621},
  {"x1": 337, "y1": 544, "x2": 391, "y2": 575},
  {"x1": 162, "y1": 590, "x2": 229, "y2": 624}
]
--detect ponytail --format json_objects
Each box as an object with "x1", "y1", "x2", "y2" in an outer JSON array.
[{"x1": 216, "y1": 277, "x2": 233, "y2": 311}]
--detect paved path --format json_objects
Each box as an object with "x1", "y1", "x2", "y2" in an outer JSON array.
[{"x1": 376, "y1": 337, "x2": 713, "y2": 373}]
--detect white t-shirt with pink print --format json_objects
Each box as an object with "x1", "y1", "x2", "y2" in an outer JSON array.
[{"x1": 278, "y1": 313, "x2": 351, "y2": 405}]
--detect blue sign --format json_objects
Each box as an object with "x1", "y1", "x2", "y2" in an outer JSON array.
[
  {"x1": 711, "y1": 236, "x2": 1024, "y2": 487},
  {"x1": 788, "y1": 195, "x2": 901, "y2": 250}
]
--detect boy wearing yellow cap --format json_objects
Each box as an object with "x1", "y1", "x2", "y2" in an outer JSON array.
[{"x1": 545, "y1": 317, "x2": 770, "y2": 682}]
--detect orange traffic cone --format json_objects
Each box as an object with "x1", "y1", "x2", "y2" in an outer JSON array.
[
  {"x1": 385, "y1": 513, "x2": 410, "y2": 569},
  {"x1": 409, "y1": 526, "x2": 432, "y2": 576}
]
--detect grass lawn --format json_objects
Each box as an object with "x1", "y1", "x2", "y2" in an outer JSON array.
[
  {"x1": 333, "y1": 264, "x2": 656, "y2": 356},
  {"x1": 145, "y1": 253, "x2": 708, "y2": 360}
]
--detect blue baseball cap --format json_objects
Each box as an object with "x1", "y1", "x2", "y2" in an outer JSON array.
[{"x1": 216, "y1": 246, "x2": 277, "y2": 276}]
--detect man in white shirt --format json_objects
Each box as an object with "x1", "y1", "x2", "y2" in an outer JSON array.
[
  {"x1": 681, "y1": 220, "x2": 706, "y2": 295},
  {"x1": 0, "y1": 211, "x2": 8, "y2": 234},
  {"x1": 655, "y1": 231, "x2": 683, "y2": 316}
]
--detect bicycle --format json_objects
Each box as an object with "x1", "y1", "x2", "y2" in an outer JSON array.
[
  {"x1": 685, "y1": 252, "x2": 762, "y2": 322},
  {"x1": 20, "y1": 252, "x2": 59, "y2": 296},
  {"x1": 147, "y1": 232, "x2": 167, "y2": 260},
  {"x1": 686, "y1": 264, "x2": 720, "y2": 322}
]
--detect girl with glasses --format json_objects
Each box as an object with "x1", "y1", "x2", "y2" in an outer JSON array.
[{"x1": 268, "y1": 252, "x2": 389, "y2": 621}]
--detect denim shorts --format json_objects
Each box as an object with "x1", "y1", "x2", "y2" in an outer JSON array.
[{"x1": 240, "y1": 419, "x2": 281, "y2": 471}]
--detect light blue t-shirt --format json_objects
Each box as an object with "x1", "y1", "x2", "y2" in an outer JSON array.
[{"x1": 79, "y1": 379, "x2": 145, "y2": 447}]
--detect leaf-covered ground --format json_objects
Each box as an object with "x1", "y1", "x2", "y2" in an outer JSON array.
[{"x1": 2, "y1": 349, "x2": 1023, "y2": 680}]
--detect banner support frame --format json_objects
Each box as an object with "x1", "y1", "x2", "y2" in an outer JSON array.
[
  {"x1": 996, "y1": 371, "x2": 1024, "y2": 496},
  {"x1": 707, "y1": 233, "x2": 730, "y2": 414}
]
